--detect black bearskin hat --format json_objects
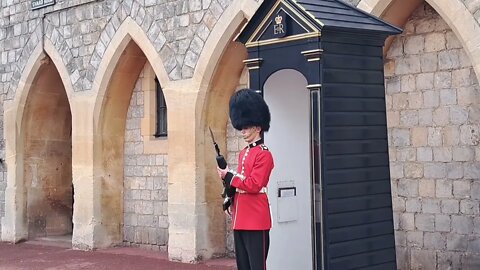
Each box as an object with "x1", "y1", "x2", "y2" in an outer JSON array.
[{"x1": 229, "y1": 88, "x2": 271, "y2": 132}]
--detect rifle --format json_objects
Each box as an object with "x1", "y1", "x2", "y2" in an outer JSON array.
[{"x1": 208, "y1": 127, "x2": 236, "y2": 213}]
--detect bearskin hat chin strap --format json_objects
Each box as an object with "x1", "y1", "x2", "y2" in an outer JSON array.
[{"x1": 229, "y1": 88, "x2": 271, "y2": 132}]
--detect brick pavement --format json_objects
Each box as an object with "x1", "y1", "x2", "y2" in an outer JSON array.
[{"x1": 0, "y1": 242, "x2": 236, "y2": 270}]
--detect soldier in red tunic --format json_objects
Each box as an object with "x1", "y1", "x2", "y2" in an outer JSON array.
[{"x1": 217, "y1": 89, "x2": 274, "y2": 270}]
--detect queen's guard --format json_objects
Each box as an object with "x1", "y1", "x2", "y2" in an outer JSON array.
[{"x1": 217, "y1": 88, "x2": 274, "y2": 270}]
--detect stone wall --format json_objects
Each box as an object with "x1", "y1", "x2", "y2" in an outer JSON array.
[
  {"x1": 0, "y1": 172, "x2": 4, "y2": 237},
  {"x1": 123, "y1": 66, "x2": 169, "y2": 250},
  {"x1": 0, "y1": 0, "x2": 234, "y2": 97},
  {"x1": 385, "y1": 4, "x2": 480, "y2": 269}
]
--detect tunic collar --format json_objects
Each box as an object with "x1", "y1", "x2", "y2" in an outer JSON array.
[{"x1": 248, "y1": 138, "x2": 264, "y2": 148}]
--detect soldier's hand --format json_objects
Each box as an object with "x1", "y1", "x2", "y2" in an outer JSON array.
[{"x1": 217, "y1": 166, "x2": 229, "y2": 179}]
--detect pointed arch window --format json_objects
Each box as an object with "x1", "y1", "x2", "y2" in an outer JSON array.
[{"x1": 154, "y1": 77, "x2": 167, "y2": 137}]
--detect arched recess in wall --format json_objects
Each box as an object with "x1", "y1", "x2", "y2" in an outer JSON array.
[
  {"x1": 91, "y1": 17, "x2": 170, "y2": 246},
  {"x1": 2, "y1": 39, "x2": 74, "y2": 243},
  {"x1": 189, "y1": 0, "x2": 252, "y2": 255},
  {"x1": 357, "y1": 0, "x2": 480, "y2": 82}
]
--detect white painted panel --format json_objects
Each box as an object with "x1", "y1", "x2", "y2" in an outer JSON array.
[{"x1": 264, "y1": 69, "x2": 313, "y2": 270}]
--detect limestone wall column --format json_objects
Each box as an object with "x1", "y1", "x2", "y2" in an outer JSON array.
[
  {"x1": 70, "y1": 96, "x2": 98, "y2": 249},
  {"x1": 1, "y1": 100, "x2": 27, "y2": 242},
  {"x1": 165, "y1": 82, "x2": 210, "y2": 262}
]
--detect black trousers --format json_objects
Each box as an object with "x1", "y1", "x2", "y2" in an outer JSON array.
[{"x1": 234, "y1": 230, "x2": 270, "y2": 270}]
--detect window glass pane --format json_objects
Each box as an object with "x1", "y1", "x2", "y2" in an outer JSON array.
[{"x1": 155, "y1": 78, "x2": 167, "y2": 137}]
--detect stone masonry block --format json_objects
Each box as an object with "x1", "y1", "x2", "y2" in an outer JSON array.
[
  {"x1": 422, "y1": 199, "x2": 440, "y2": 214},
  {"x1": 462, "y1": 254, "x2": 480, "y2": 270},
  {"x1": 436, "y1": 214, "x2": 451, "y2": 232},
  {"x1": 447, "y1": 234, "x2": 468, "y2": 251},
  {"x1": 452, "y1": 216, "x2": 473, "y2": 234},
  {"x1": 416, "y1": 72, "x2": 434, "y2": 90},
  {"x1": 395, "y1": 231, "x2": 407, "y2": 247},
  {"x1": 393, "y1": 197, "x2": 406, "y2": 212},
  {"x1": 406, "y1": 198, "x2": 422, "y2": 212},
  {"x1": 419, "y1": 109, "x2": 433, "y2": 125},
  {"x1": 438, "y1": 50, "x2": 461, "y2": 70},
  {"x1": 411, "y1": 249, "x2": 437, "y2": 270},
  {"x1": 453, "y1": 180, "x2": 471, "y2": 198},
  {"x1": 452, "y1": 68, "x2": 472, "y2": 87},
  {"x1": 434, "y1": 71, "x2": 452, "y2": 89},
  {"x1": 398, "y1": 179, "x2": 419, "y2": 197},
  {"x1": 440, "y1": 89, "x2": 457, "y2": 105},
  {"x1": 401, "y1": 75, "x2": 416, "y2": 92},
  {"x1": 396, "y1": 56, "x2": 421, "y2": 75},
  {"x1": 450, "y1": 105, "x2": 469, "y2": 125},
  {"x1": 433, "y1": 147, "x2": 452, "y2": 162},
  {"x1": 420, "y1": 53, "x2": 438, "y2": 72},
  {"x1": 396, "y1": 148, "x2": 416, "y2": 162},
  {"x1": 404, "y1": 163, "x2": 423, "y2": 178},
  {"x1": 419, "y1": 179, "x2": 436, "y2": 197},
  {"x1": 387, "y1": 111, "x2": 400, "y2": 127},
  {"x1": 474, "y1": 217, "x2": 480, "y2": 234},
  {"x1": 447, "y1": 163, "x2": 464, "y2": 179},
  {"x1": 393, "y1": 93, "x2": 409, "y2": 109},
  {"x1": 405, "y1": 35, "x2": 424, "y2": 54},
  {"x1": 408, "y1": 92, "x2": 423, "y2": 109},
  {"x1": 412, "y1": 127, "x2": 428, "y2": 147},
  {"x1": 426, "y1": 163, "x2": 446, "y2": 179},
  {"x1": 416, "y1": 213, "x2": 435, "y2": 231},
  {"x1": 464, "y1": 163, "x2": 480, "y2": 179},
  {"x1": 425, "y1": 32, "x2": 446, "y2": 52},
  {"x1": 423, "y1": 90, "x2": 440, "y2": 108},
  {"x1": 400, "y1": 212, "x2": 415, "y2": 230},
  {"x1": 417, "y1": 147, "x2": 433, "y2": 162},
  {"x1": 407, "y1": 231, "x2": 424, "y2": 247},
  {"x1": 400, "y1": 110, "x2": 419, "y2": 127},
  {"x1": 443, "y1": 126, "x2": 461, "y2": 146},
  {"x1": 457, "y1": 87, "x2": 479, "y2": 106},
  {"x1": 441, "y1": 199, "x2": 459, "y2": 214},
  {"x1": 460, "y1": 200, "x2": 479, "y2": 215},
  {"x1": 424, "y1": 232, "x2": 446, "y2": 250},
  {"x1": 437, "y1": 251, "x2": 462, "y2": 270},
  {"x1": 467, "y1": 237, "x2": 480, "y2": 253},
  {"x1": 386, "y1": 77, "x2": 401, "y2": 94},
  {"x1": 392, "y1": 129, "x2": 411, "y2": 147},
  {"x1": 433, "y1": 107, "x2": 450, "y2": 126},
  {"x1": 428, "y1": 128, "x2": 443, "y2": 147},
  {"x1": 453, "y1": 147, "x2": 474, "y2": 162},
  {"x1": 395, "y1": 246, "x2": 410, "y2": 270}
]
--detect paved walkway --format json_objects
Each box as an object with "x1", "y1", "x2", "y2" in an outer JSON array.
[{"x1": 0, "y1": 241, "x2": 236, "y2": 270}]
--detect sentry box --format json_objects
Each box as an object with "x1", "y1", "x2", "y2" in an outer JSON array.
[{"x1": 235, "y1": 1, "x2": 402, "y2": 269}]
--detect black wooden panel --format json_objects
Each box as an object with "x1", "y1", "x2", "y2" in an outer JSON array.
[
  {"x1": 325, "y1": 167, "x2": 390, "y2": 184},
  {"x1": 325, "y1": 153, "x2": 389, "y2": 169},
  {"x1": 324, "y1": 126, "x2": 387, "y2": 140},
  {"x1": 330, "y1": 248, "x2": 396, "y2": 270},
  {"x1": 328, "y1": 208, "x2": 393, "y2": 229},
  {"x1": 329, "y1": 221, "x2": 394, "y2": 243},
  {"x1": 327, "y1": 194, "x2": 392, "y2": 214},
  {"x1": 330, "y1": 234, "x2": 395, "y2": 258},
  {"x1": 358, "y1": 262, "x2": 397, "y2": 270},
  {"x1": 326, "y1": 180, "x2": 391, "y2": 199},
  {"x1": 323, "y1": 69, "x2": 384, "y2": 84},
  {"x1": 323, "y1": 54, "x2": 384, "y2": 70},
  {"x1": 321, "y1": 42, "x2": 380, "y2": 56},
  {"x1": 324, "y1": 140, "x2": 388, "y2": 155},
  {"x1": 323, "y1": 83, "x2": 385, "y2": 98},
  {"x1": 324, "y1": 98, "x2": 386, "y2": 112},
  {"x1": 324, "y1": 112, "x2": 386, "y2": 126}
]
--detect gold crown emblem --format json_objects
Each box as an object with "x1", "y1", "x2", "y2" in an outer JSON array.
[{"x1": 275, "y1": 15, "x2": 283, "y2": 24}]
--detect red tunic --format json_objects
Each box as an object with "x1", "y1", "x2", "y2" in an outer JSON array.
[{"x1": 230, "y1": 143, "x2": 274, "y2": 230}]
